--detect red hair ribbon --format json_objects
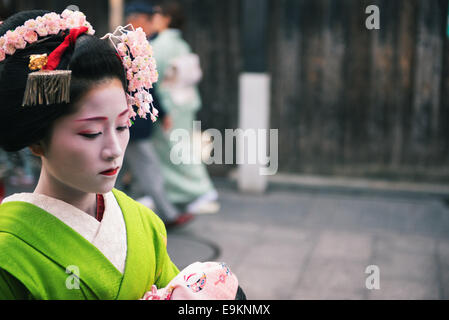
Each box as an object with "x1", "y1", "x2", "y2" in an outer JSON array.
[{"x1": 43, "y1": 26, "x2": 88, "y2": 70}]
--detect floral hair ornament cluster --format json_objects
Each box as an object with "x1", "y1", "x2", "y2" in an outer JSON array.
[
  {"x1": 101, "y1": 25, "x2": 159, "y2": 125},
  {"x1": 0, "y1": 9, "x2": 95, "y2": 106}
]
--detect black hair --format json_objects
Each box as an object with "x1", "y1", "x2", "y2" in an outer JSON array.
[
  {"x1": 125, "y1": 1, "x2": 155, "y2": 19},
  {"x1": 0, "y1": 10, "x2": 127, "y2": 152},
  {"x1": 158, "y1": 1, "x2": 186, "y2": 30}
]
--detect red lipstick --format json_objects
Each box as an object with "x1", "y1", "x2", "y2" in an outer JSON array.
[{"x1": 100, "y1": 167, "x2": 119, "y2": 176}]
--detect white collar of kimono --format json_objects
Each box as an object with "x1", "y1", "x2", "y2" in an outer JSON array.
[{"x1": 2, "y1": 192, "x2": 127, "y2": 274}]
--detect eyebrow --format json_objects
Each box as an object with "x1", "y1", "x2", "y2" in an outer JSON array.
[
  {"x1": 75, "y1": 109, "x2": 129, "y2": 122},
  {"x1": 118, "y1": 109, "x2": 130, "y2": 117}
]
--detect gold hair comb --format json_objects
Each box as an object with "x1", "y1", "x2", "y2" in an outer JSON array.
[
  {"x1": 28, "y1": 54, "x2": 48, "y2": 71},
  {"x1": 22, "y1": 54, "x2": 71, "y2": 106}
]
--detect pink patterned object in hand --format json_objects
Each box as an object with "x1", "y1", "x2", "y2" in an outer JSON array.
[
  {"x1": 141, "y1": 262, "x2": 239, "y2": 300},
  {"x1": 141, "y1": 285, "x2": 163, "y2": 300}
]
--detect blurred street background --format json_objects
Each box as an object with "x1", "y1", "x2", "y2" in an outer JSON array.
[
  {"x1": 5, "y1": 175, "x2": 449, "y2": 299},
  {"x1": 1, "y1": 0, "x2": 449, "y2": 300},
  {"x1": 166, "y1": 176, "x2": 449, "y2": 300}
]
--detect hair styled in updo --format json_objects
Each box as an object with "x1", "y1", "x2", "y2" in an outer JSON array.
[{"x1": 0, "y1": 10, "x2": 127, "y2": 152}]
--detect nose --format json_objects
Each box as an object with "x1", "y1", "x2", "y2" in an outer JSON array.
[{"x1": 101, "y1": 130, "x2": 123, "y2": 161}]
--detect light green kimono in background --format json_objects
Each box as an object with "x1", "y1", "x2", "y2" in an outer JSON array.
[
  {"x1": 0, "y1": 189, "x2": 179, "y2": 300},
  {"x1": 151, "y1": 29, "x2": 215, "y2": 205}
]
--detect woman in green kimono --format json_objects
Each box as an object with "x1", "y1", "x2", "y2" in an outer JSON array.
[
  {"x1": 149, "y1": 2, "x2": 219, "y2": 214},
  {"x1": 0, "y1": 9, "x2": 179, "y2": 299}
]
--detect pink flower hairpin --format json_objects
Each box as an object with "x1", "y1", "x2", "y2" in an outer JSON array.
[
  {"x1": 0, "y1": 9, "x2": 95, "y2": 62},
  {"x1": 101, "y1": 25, "x2": 159, "y2": 126}
]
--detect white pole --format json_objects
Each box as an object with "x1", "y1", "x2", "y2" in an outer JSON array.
[
  {"x1": 237, "y1": 73, "x2": 271, "y2": 194},
  {"x1": 237, "y1": 0, "x2": 271, "y2": 194},
  {"x1": 109, "y1": 0, "x2": 124, "y2": 32}
]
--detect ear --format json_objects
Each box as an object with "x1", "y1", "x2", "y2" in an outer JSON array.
[
  {"x1": 29, "y1": 143, "x2": 45, "y2": 157},
  {"x1": 165, "y1": 15, "x2": 172, "y2": 26}
]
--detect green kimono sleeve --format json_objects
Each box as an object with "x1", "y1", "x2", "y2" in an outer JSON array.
[
  {"x1": 152, "y1": 214, "x2": 180, "y2": 288},
  {"x1": 0, "y1": 269, "x2": 32, "y2": 300}
]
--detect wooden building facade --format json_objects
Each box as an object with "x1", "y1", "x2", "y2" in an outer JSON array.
[{"x1": 2, "y1": 0, "x2": 448, "y2": 182}]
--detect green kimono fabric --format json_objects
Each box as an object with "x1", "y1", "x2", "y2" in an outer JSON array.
[
  {"x1": 151, "y1": 29, "x2": 215, "y2": 204},
  {"x1": 0, "y1": 189, "x2": 179, "y2": 300}
]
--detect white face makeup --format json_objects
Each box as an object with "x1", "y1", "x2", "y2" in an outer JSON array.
[{"x1": 40, "y1": 78, "x2": 130, "y2": 195}]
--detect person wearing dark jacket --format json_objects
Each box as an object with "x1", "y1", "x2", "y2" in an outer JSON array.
[{"x1": 122, "y1": 1, "x2": 193, "y2": 228}]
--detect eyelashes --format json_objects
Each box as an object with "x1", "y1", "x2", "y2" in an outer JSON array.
[
  {"x1": 79, "y1": 126, "x2": 129, "y2": 139},
  {"x1": 116, "y1": 126, "x2": 129, "y2": 132},
  {"x1": 79, "y1": 132, "x2": 102, "y2": 139}
]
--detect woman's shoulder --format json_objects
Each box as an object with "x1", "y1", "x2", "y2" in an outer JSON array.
[
  {"x1": 0, "y1": 193, "x2": 45, "y2": 217},
  {"x1": 1, "y1": 193, "x2": 33, "y2": 205},
  {"x1": 152, "y1": 30, "x2": 191, "y2": 53}
]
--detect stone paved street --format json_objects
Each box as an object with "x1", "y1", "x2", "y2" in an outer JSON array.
[{"x1": 167, "y1": 178, "x2": 449, "y2": 300}]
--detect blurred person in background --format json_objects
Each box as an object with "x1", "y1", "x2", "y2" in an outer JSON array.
[
  {"x1": 121, "y1": 1, "x2": 194, "y2": 228},
  {"x1": 0, "y1": 15, "x2": 37, "y2": 197},
  {"x1": 0, "y1": 150, "x2": 37, "y2": 187},
  {"x1": 150, "y1": 1, "x2": 220, "y2": 215}
]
